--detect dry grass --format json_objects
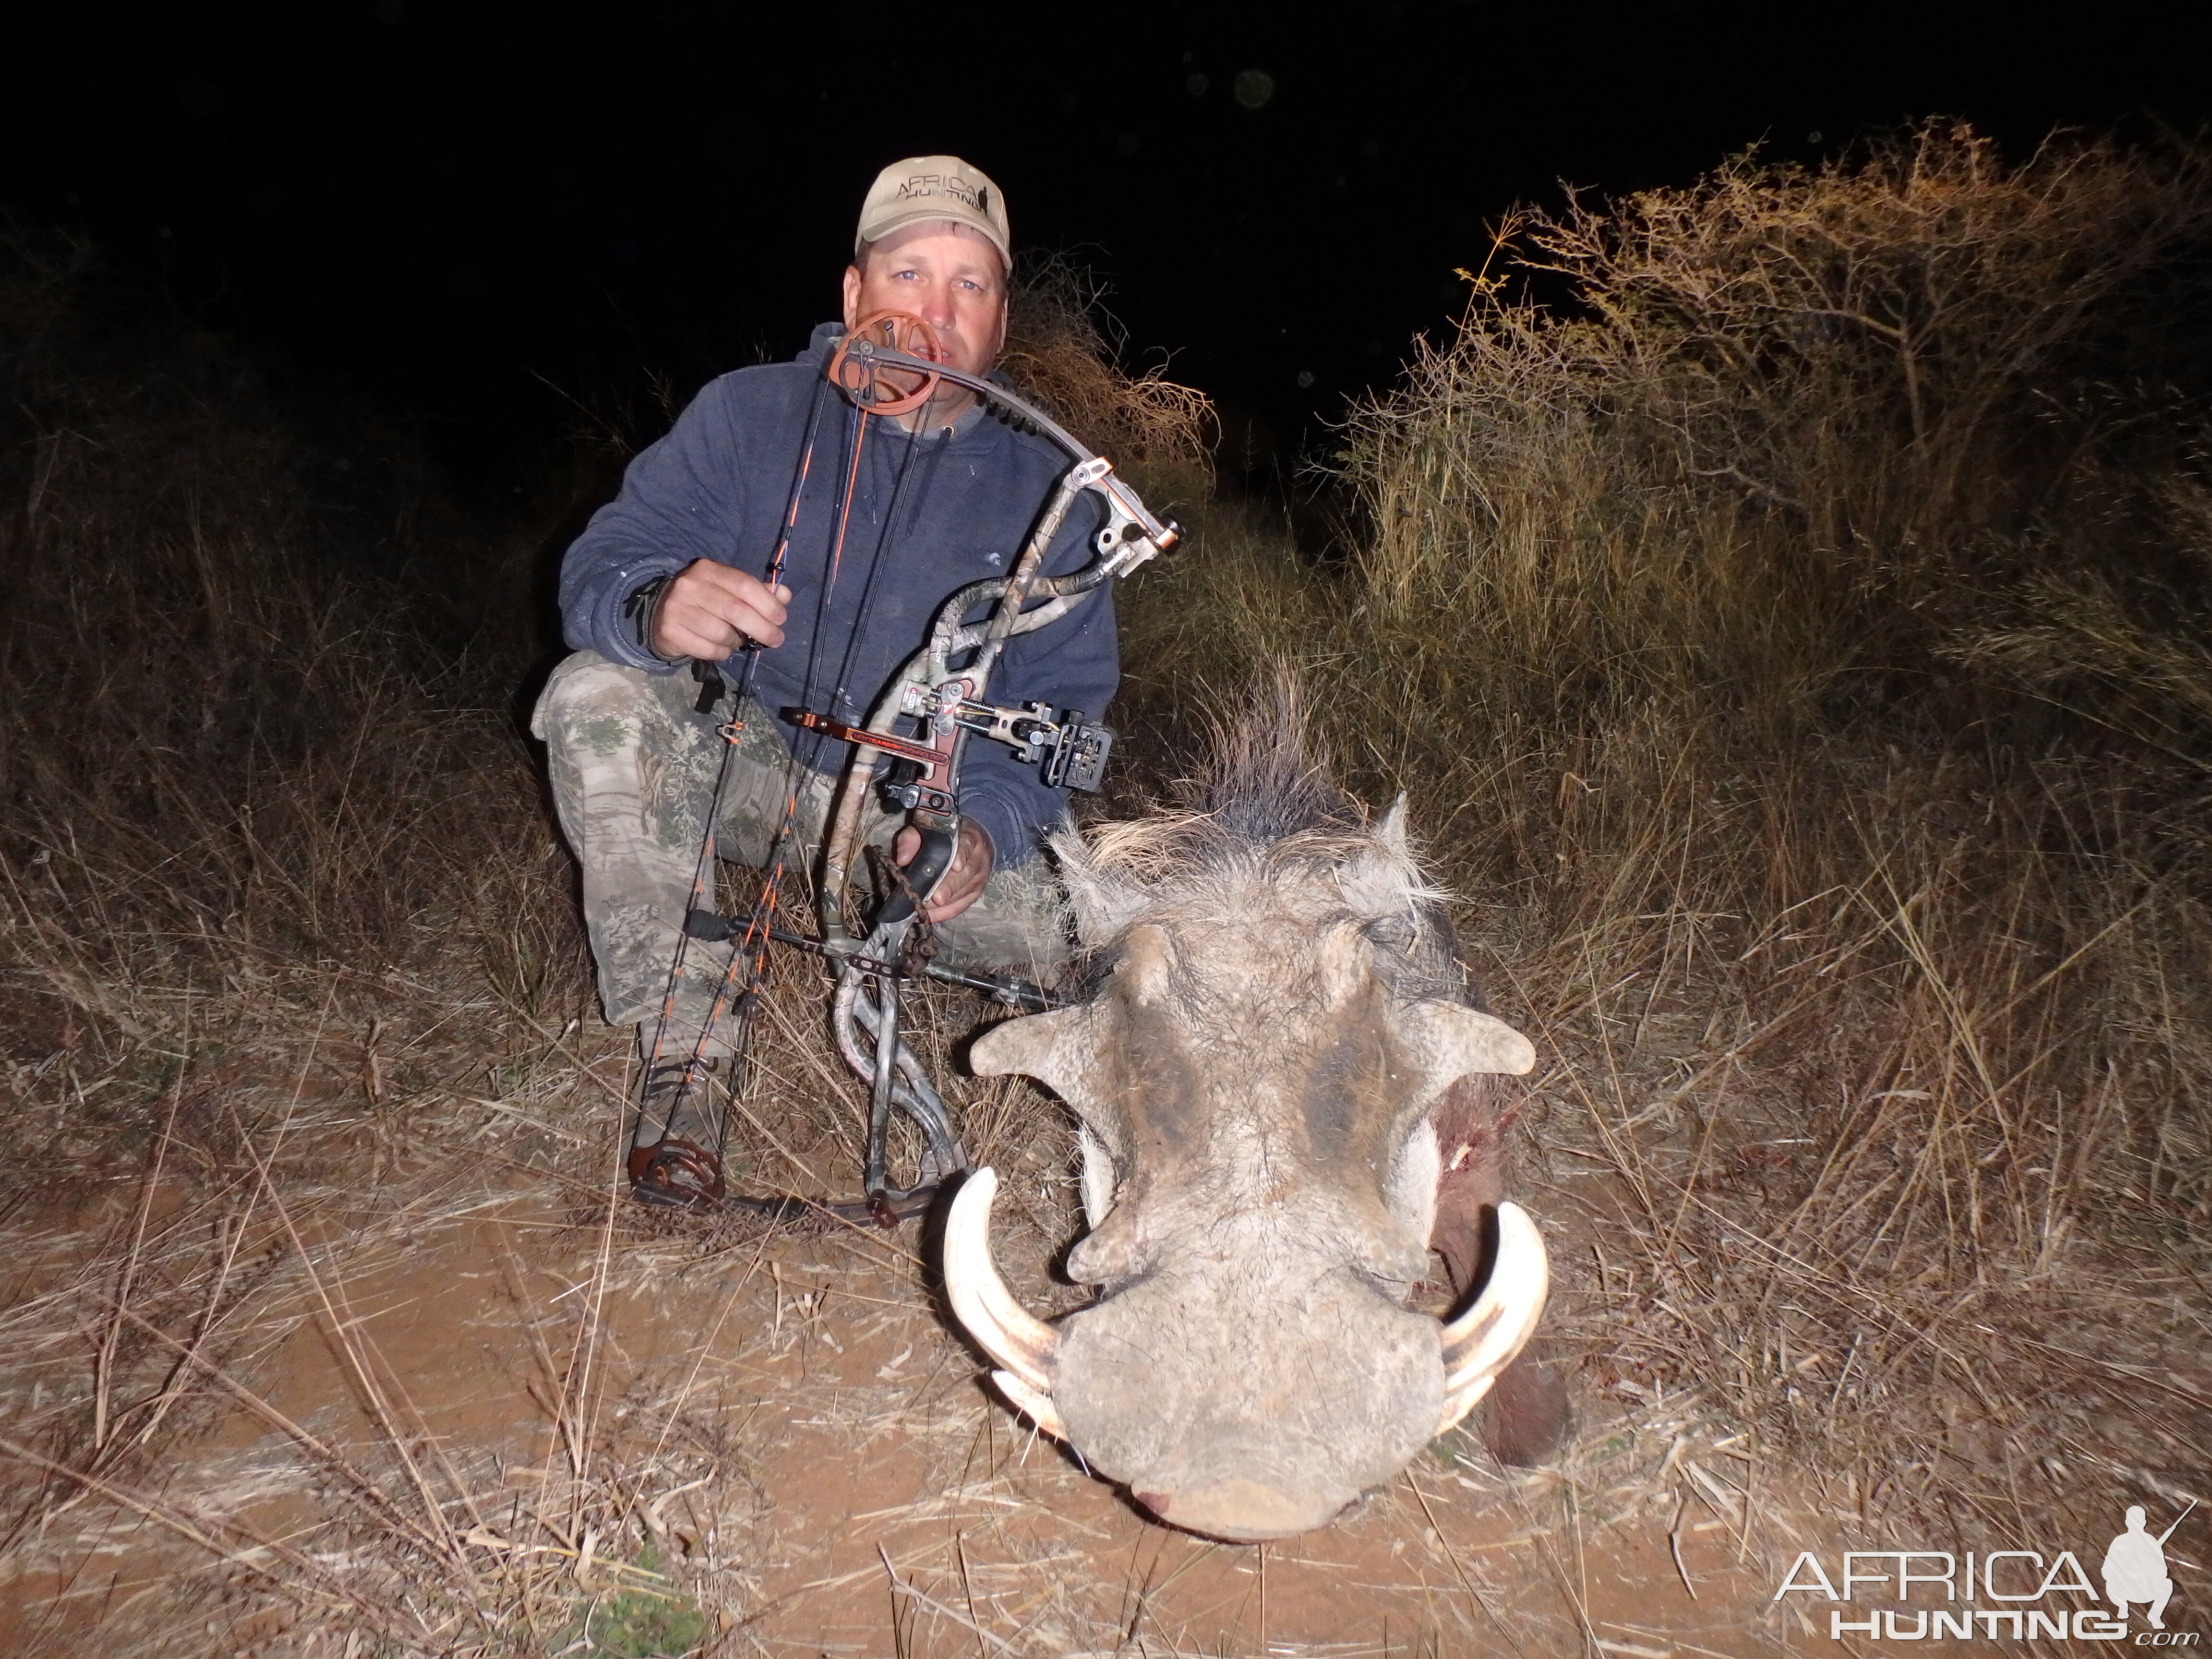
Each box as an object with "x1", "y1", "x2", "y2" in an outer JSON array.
[
  {"x1": 1001, "y1": 256, "x2": 1216, "y2": 501},
  {"x1": 1119, "y1": 122, "x2": 2212, "y2": 1560},
  {"x1": 5, "y1": 124, "x2": 2212, "y2": 1655},
  {"x1": 0, "y1": 229, "x2": 719, "y2": 1654}
]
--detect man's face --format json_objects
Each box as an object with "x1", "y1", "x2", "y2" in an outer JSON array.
[{"x1": 842, "y1": 221, "x2": 1007, "y2": 421}]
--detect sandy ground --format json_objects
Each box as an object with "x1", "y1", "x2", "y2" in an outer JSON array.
[{"x1": 0, "y1": 1003, "x2": 1829, "y2": 1658}]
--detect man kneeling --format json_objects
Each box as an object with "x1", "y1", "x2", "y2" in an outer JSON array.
[{"x1": 532, "y1": 157, "x2": 1112, "y2": 1184}]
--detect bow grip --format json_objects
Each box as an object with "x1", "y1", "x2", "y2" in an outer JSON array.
[{"x1": 877, "y1": 820, "x2": 958, "y2": 927}]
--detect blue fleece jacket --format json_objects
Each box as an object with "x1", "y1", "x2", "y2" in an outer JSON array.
[{"x1": 559, "y1": 324, "x2": 1116, "y2": 867}]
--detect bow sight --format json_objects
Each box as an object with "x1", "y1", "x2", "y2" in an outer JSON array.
[{"x1": 625, "y1": 311, "x2": 1178, "y2": 1224}]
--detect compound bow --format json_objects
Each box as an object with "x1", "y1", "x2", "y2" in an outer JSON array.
[{"x1": 625, "y1": 311, "x2": 1178, "y2": 1225}]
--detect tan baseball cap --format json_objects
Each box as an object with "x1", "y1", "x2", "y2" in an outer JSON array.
[{"x1": 854, "y1": 156, "x2": 1011, "y2": 271}]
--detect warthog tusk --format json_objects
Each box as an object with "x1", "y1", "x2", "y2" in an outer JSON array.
[
  {"x1": 944, "y1": 1167, "x2": 1061, "y2": 1395},
  {"x1": 1436, "y1": 1202, "x2": 1549, "y2": 1435}
]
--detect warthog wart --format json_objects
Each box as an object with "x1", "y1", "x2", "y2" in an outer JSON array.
[{"x1": 943, "y1": 690, "x2": 1563, "y2": 1541}]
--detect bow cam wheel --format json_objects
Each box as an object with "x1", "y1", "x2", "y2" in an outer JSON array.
[{"x1": 830, "y1": 311, "x2": 944, "y2": 416}]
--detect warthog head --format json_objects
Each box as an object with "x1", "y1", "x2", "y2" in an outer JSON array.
[{"x1": 945, "y1": 707, "x2": 1550, "y2": 1541}]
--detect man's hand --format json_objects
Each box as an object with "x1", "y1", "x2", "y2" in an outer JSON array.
[
  {"x1": 893, "y1": 818, "x2": 994, "y2": 924},
  {"x1": 652, "y1": 559, "x2": 792, "y2": 660}
]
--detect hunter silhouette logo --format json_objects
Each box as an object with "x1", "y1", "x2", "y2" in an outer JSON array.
[
  {"x1": 2106, "y1": 1502, "x2": 2195, "y2": 1631},
  {"x1": 1773, "y1": 1497, "x2": 2200, "y2": 1643}
]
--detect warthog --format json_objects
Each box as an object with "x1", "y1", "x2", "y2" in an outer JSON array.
[{"x1": 941, "y1": 702, "x2": 1561, "y2": 1541}]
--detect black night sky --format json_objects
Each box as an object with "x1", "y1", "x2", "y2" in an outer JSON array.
[{"x1": 8, "y1": 2, "x2": 2211, "y2": 487}]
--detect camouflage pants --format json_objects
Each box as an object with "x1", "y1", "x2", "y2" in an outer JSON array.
[{"x1": 532, "y1": 650, "x2": 1070, "y2": 1054}]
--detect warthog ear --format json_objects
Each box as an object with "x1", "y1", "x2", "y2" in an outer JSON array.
[
  {"x1": 1050, "y1": 825, "x2": 1151, "y2": 946},
  {"x1": 1340, "y1": 794, "x2": 1445, "y2": 921},
  {"x1": 1430, "y1": 1003, "x2": 1537, "y2": 1078},
  {"x1": 971, "y1": 1005, "x2": 1098, "y2": 1101},
  {"x1": 1375, "y1": 793, "x2": 1412, "y2": 859}
]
